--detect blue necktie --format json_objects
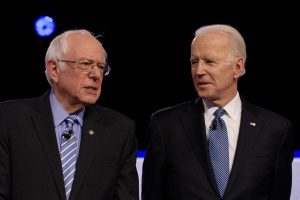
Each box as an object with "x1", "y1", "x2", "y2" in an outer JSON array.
[
  {"x1": 208, "y1": 108, "x2": 229, "y2": 198},
  {"x1": 60, "y1": 115, "x2": 78, "y2": 200}
]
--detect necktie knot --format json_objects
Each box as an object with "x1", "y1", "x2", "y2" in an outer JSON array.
[
  {"x1": 62, "y1": 115, "x2": 78, "y2": 141},
  {"x1": 214, "y1": 107, "x2": 226, "y2": 118},
  {"x1": 65, "y1": 115, "x2": 77, "y2": 128},
  {"x1": 211, "y1": 108, "x2": 226, "y2": 130}
]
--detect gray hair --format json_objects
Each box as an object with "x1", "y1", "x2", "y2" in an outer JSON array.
[
  {"x1": 194, "y1": 24, "x2": 247, "y2": 75},
  {"x1": 44, "y1": 29, "x2": 107, "y2": 85}
]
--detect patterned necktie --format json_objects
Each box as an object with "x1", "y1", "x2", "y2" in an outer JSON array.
[
  {"x1": 60, "y1": 115, "x2": 78, "y2": 200},
  {"x1": 208, "y1": 108, "x2": 229, "y2": 198}
]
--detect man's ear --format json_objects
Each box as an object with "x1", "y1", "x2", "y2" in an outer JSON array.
[
  {"x1": 234, "y1": 57, "x2": 245, "y2": 78},
  {"x1": 46, "y1": 60, "x2": 59, "y2": 83}
]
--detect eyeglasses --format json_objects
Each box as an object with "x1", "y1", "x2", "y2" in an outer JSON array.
[{"x1": 57, "y1": 58, "x2": 111, "y2": 76}]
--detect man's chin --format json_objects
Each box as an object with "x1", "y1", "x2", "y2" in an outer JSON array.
[
  {"x1": 197, "y1": 91, "x2": 209, "y2": 98},
  {"x1": 81, "y1": 95, "x2": 99, "y2": 105}
]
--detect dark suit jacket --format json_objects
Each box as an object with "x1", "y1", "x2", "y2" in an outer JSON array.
[
  {"x1": 0, "y1": 92, "x2": 139, "y2": 200},
  {"x1": 142, "y1": 98, "x2": 294, "y2": 200}
]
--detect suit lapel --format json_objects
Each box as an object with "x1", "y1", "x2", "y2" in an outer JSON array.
[
  {"x1": 31, "y1": 93, "x2": 66, "y2": 200},
  {"x1": 70, "y1": 105, "x2": 105, "y2": 199},
  {"x1": 224, "y1": 100, "x2": 263, "y2": 197},
  {"x1": 180, "y1": 100, "x2": 219, "y2": 194}
]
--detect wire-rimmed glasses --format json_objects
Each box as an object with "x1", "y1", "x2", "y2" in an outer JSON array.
[{"x1": 58, "y1": 58, "x2": 111, "y2": 76}]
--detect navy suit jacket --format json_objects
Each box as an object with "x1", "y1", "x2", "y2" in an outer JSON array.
[
  {"x1": 0, "y1": 92, "x2": 139, "y2": 200},
  {"x1": 142, "y1": 98, "x2": 294, "y2": 200}
]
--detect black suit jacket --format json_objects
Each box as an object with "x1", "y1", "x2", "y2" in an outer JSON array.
[
  {"x1": 142, "y1": 98, "x2": 294, "y2": 200},
  {"x1": 0, "y1": 92, "x2": 139, "y2": 200}
]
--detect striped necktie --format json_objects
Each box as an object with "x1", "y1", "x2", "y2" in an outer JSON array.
[
  {"x1": 60, "y1": 115, "x2": 78, "y2": 200},
  {"x1": 208, "y1": 108, "x2": 230, "y2": 198}
]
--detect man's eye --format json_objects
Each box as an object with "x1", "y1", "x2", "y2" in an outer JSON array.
[
  {"x1": 97, "y1": 64, "x2": 105, "y2": 70},
  {"x1": 80, "y1": 60, "x2": 93, "y2": 66},
  {"x1": 204, "y1": 59, "x2": 215, "y2": 64},
  {"x1": 191, "y1": 60, "x2": 198, "y2": 65}
]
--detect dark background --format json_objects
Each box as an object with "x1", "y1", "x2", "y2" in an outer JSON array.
[{"x1": 1, "y1": 2, "x2": 299, "y2": 150}]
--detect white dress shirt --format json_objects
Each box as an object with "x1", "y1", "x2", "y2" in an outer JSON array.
[{"x1": 203, "y1": 93, "x2": 242, "y2": 171}]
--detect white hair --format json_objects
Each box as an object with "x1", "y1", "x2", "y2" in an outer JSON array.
[
  {"x1": 195, "y1": 24, "x2": 247, "y2": 75},
  {"x1": 44, "y1": 29, "x2": 107, "y2": 85}
]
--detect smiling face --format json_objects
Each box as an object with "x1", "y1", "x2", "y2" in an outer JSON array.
[
  {"x1": 46, "y1": 33, "x2": 106, "y2": 113},
  {"x1": 190, "y1": 32, "x2": 244, "y2": 107}
]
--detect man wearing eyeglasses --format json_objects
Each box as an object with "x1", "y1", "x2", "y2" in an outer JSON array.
[{"x1": 0, "y1": 29, "x2": 139, "y2": 200}]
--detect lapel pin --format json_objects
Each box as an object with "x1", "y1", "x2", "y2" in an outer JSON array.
[
  {"x1": 89, "y1": 130, "x2": 95, "y2": 135},
  {"x1": 250, "y1": 122, "x2": 256, "y2": 127}
]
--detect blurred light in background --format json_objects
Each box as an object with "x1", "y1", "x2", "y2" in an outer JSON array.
[{"x1": 35, "y1": 16, "x2": 55, "y2": 37}]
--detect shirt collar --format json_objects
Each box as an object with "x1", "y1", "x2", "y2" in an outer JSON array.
[
  {"x1": 49, "y1": 90, "x2": 85, "y2": 127},
  {"x1": 203, "y1": 92, "x2": 242, "y2": 122}
]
